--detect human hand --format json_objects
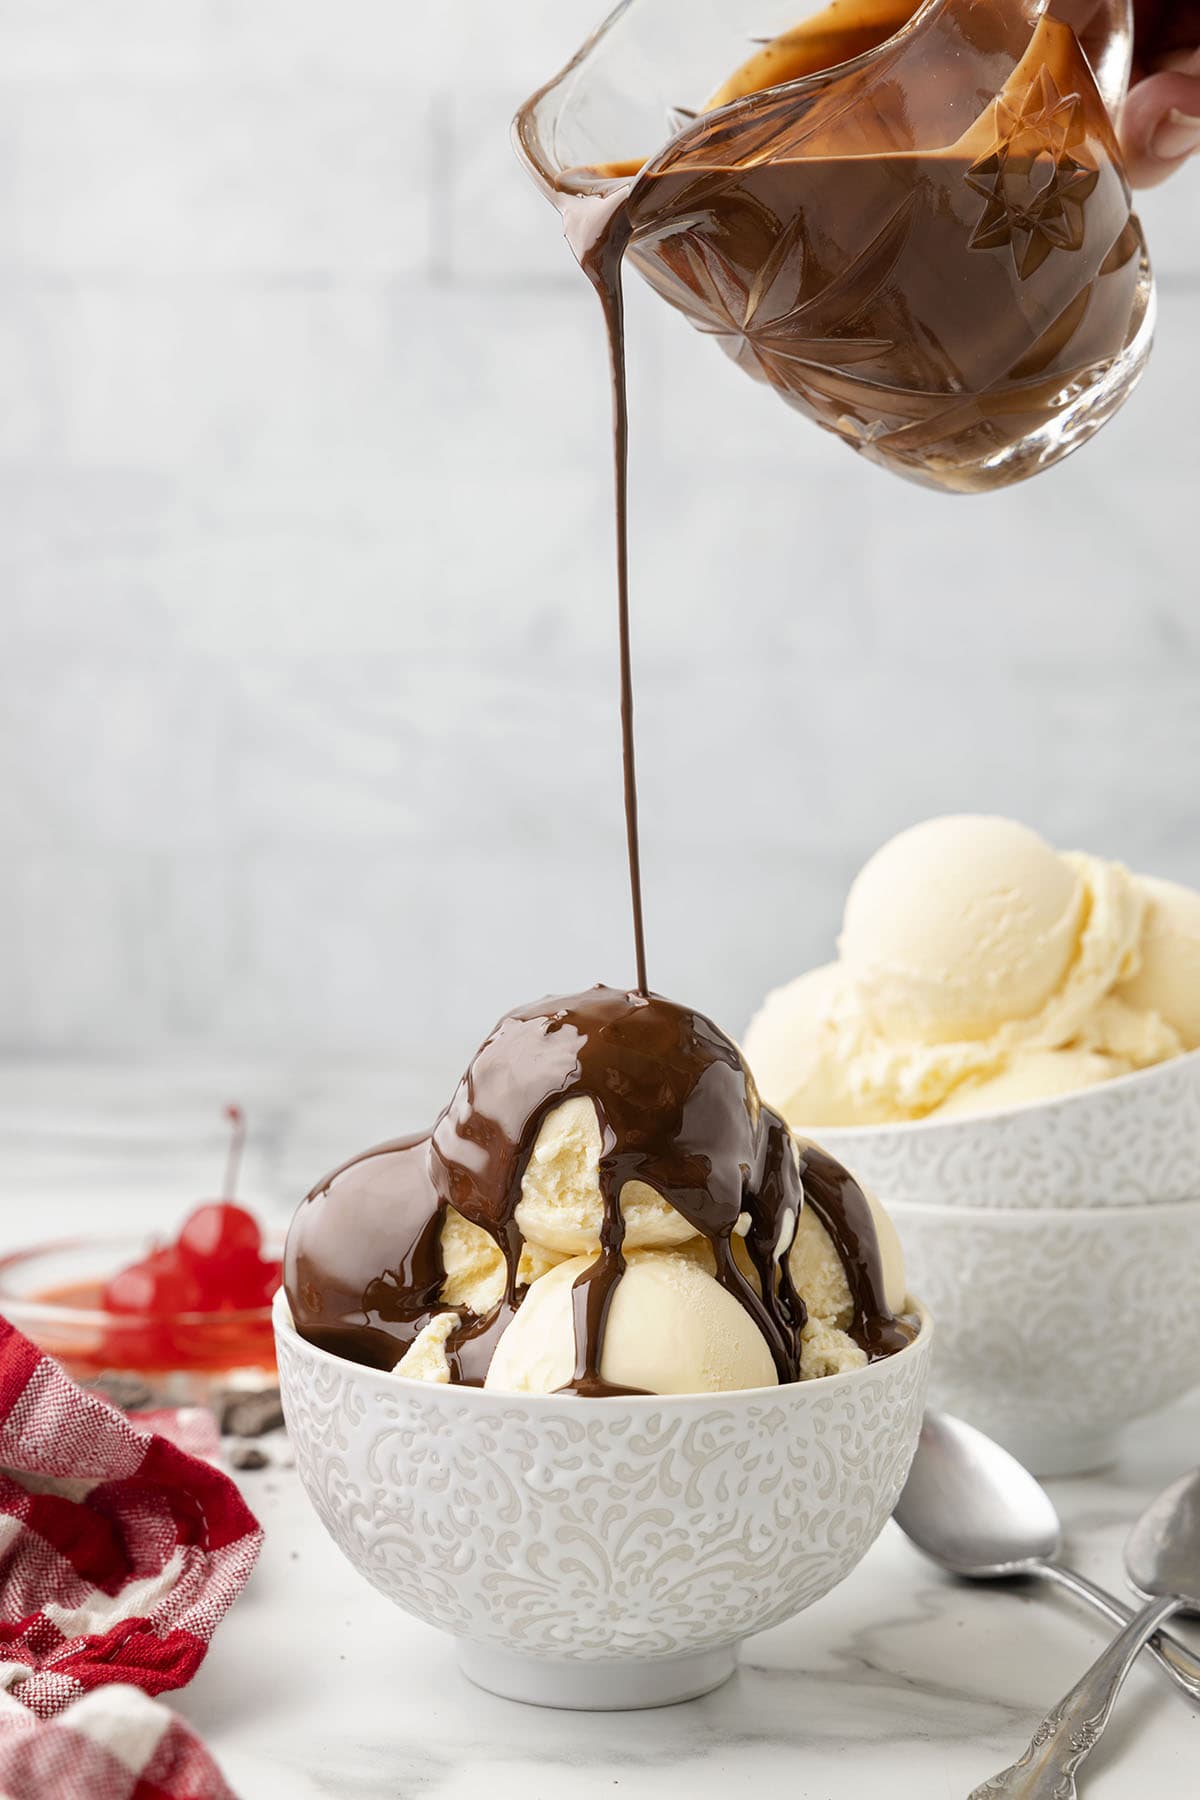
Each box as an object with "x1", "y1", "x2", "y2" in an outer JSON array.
[{"x1": 1122, "y1": 2, "x2": 1200, "y2": 186}]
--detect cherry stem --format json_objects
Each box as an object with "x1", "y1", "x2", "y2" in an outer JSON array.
[{"x1": 222, "y1": 1104, "x2": 246, "y2": 1200}]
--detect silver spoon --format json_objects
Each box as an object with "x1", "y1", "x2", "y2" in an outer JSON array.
[
  {"x1": 969, "y1": 1467, "x2": 1200, "y2": 1797},
  {"x1": 894, "y1": 1412, "x2": 1200, "y2": 1702}
]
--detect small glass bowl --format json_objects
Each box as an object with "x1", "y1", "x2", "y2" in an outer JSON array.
[{"x1": 0, "y1": 1233, "x2": 279, "y2": 1408}]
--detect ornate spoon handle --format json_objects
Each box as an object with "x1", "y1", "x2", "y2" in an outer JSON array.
[{"x1": 968, "y1": 1593, "x2": 1181, "y2": 1799}]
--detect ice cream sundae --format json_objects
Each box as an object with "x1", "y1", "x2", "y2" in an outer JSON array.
[{"x1": 285, "y1": 986, "x2": 916, "y2": 1395}]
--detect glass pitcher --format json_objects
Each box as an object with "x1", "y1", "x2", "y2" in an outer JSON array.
[{"x1": 515, "y1": 0, "x2": 1154, "y2": 495}]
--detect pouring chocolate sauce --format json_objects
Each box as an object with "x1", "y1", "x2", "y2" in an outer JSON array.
[{"x1": 284, "y1": 7, "x2": 940, "y2": 1392}]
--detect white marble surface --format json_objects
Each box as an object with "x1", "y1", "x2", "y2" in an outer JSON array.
[
  {"x1": 1, "y1": 1060, "x2": 1198, "y2": 1798},
  {"x1": 182, "y1": 1406, "x2": 1200, "y2": 1800}
]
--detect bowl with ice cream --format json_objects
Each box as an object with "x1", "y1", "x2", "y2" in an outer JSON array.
[
  {"x1": 275, "y1": 986, "x2": 930, "y2": 1709},
  {"x1": 744, "y1": 816, "x2": 1200, "y2": 1206},
  {"x1": 742, "y1": 815, "x2": 1200, "y2": 1472}
]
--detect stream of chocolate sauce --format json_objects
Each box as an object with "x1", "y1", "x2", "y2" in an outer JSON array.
[
  {"x1": 546, "y1": 7, "x2": 913, "y2": 995},
  {"x1": 558, "y1": 190, "x2": 647, "y2": 999}
]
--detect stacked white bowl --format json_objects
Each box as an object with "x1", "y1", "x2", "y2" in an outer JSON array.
[{"x1": 817, "y1": 1051, "x2": 1200, "y2": 1477}]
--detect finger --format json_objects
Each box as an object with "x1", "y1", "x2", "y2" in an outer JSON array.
[{"x1": 1121, "y1": 57, "x2": 1200, "y2": 188}]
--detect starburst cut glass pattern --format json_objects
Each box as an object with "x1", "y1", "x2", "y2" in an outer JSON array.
[
  {"x1": 638, "y1": 185, "x2": 917, "y2": 394},
  {"x1": 966, "y1": 66, "x2": 1101, "y2": 281}
]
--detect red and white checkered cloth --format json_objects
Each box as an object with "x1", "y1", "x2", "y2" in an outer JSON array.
[{"x1": 0, "y1": 1315, "x2": 263, "y2": 1798}]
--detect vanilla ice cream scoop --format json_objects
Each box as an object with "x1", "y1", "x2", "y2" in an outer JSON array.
[
  {"x1": 789, "y1": 1184, "x2": 907, "y2": 1323},
  {"x1": 746, "y1": 817, "x2": 1189, "y2": 1127},
  {"x1": 515, "y1": 1096, "x2": 700, "y2": 1254},
  {"x1": 441, "y1": 1208, "x2": 565, "y2": 1312},
  {"x1": 1118, "y1": 876, "x2": 1200, "y2": 1051},
  {"x1": 393, "y1": 1213, "x2": 568, "y2": 1383},
  {"x1": 930, "y1": 1047, "x2": 1131, "y2": 1117},
  {"x1": 840, "y1": 816, "x2": 1085, "y2": 1043},
  {"x1": 739, "y1": 964, "x2": 890, "y2": 1127},
  {"x1": 485, "y1": 1250, "x2": 779, "y2": 1396}
]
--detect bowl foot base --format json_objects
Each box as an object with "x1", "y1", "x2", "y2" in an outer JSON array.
[{"x1": 456, "y1": 1641, "x2": 739, "y2": 1710}]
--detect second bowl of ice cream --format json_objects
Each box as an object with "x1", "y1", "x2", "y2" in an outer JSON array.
[
  {"x1": 277, "y1": 985, "x2": 930, "y2": 1707},
  {"x1": 741, "y1": 817, "x2": 1200, "y2": 1473},
  {"x1": 744, "y1": 816, "x2": 1200, "y2": 1208}
]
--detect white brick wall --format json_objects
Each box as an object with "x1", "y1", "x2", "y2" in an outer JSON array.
[{"x1": 3, "y1": 3, "x2": 1199, "y2": 1064}]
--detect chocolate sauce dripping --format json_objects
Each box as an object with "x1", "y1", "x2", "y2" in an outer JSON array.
[
  {"x1": 798, "y1": 1140, "x2": 916, "y2": 1357},
  {"x1": 741, "y1": 1115, "x2": 808, "y2": 1343},
  {"x1": 566, "y1": 1177, "x2": 650, "y2": 1399},
  {"x1": 283, "y1": 1134, "x2": 524, "y2": 1387},
  {"x1": 287, "y1": 988, "x2": 910, "y2": 1389},
  {"x1": 430, "y1": 986, "x2": 805, "y2": 1389},
  {"x1": 557, "y1": 188, "x2": 647, "y2": 997},
  {"x1": 444, "y1": 1215, "x2": 526, "y2": 1387},
  {"x1": 364, "y1": 1219, "x2": 526, "y2": 1388},
  {"x1": 285, "y1": 1135, "x2": 444, "y2": 1372}
]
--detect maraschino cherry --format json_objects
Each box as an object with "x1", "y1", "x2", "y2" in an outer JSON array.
[
  {"x1": 105, "y1": 1246, "x2": 203, "y2": 1318},
  {"x1": 103, "y1": 1106, "x2": 282, "y2": 1320}
]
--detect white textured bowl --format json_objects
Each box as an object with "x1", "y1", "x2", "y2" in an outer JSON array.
[
  {"x1": 816, "y1": 1051, "x2": 1200, "y2": 1210},
  {"x1": 274, "y1": 1291, "x2": 932, "y2": 1709},
  {"x1": 890, "y1": 1197, "x2": 1200, "y2": 1478}
]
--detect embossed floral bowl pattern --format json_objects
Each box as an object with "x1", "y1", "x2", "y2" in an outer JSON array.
[
  {"x1": 816, "y1": 1051, "x2": 1200, "y2": 1212},
  {"x1": 891, "y1": 1197, "x2": 1200, "y2": 1479},
  {"x1": 274, "y1": 1291, "x2": 932, "y2": 1710}
]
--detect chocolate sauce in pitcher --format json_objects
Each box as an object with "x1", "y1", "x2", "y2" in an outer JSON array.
[{"x1": 533, "y1": 0, "x2": 1147, "y2": 496}]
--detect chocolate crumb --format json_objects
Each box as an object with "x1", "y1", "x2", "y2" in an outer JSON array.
[
  {"x1": 90, "y1": 1373, "x2": 155, "y2": 1412},
  {"x1": 219, "y1": 1389, "x2": 284, "y2": 1438},
  {"x1": 228, "y1": 1444, "x2": 270, "y2": 1472}
]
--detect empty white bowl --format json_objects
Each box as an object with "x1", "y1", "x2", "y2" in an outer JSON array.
[
  {"x1": 816, "y1": 1051, "x2": 1200, "y2": 1211},
  {"x1": 890, "y1": 1197, "x2": 1200, "y2": 1478},
  {"x1": 274, "y1": 1290, "x2": 932, "y2": 1709}
]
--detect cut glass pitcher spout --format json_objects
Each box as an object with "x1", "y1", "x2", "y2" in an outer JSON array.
[{"x1": 515, "y1": 0, "x2": 1153, "y2": 494}]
